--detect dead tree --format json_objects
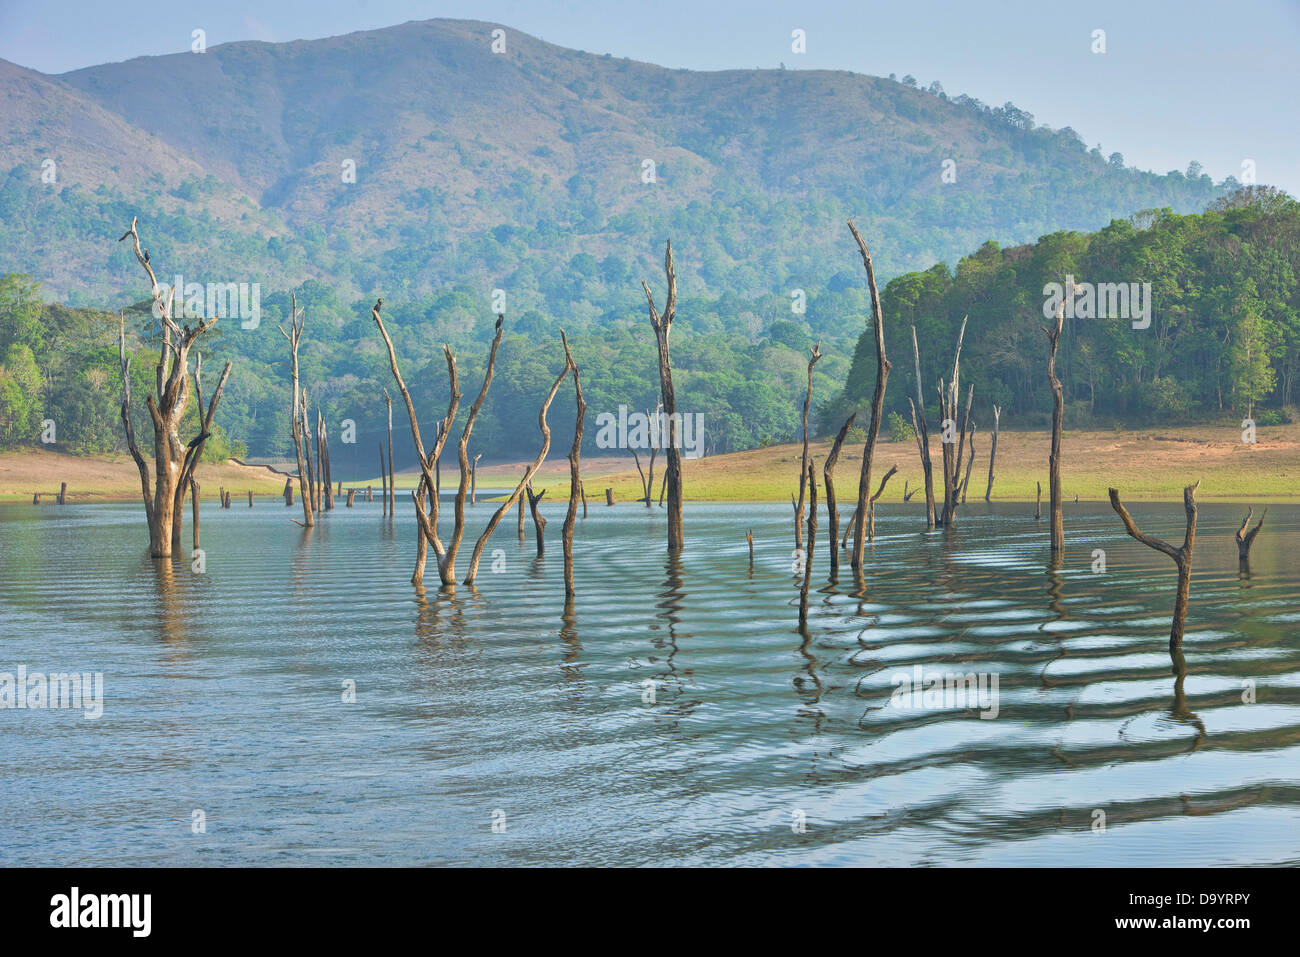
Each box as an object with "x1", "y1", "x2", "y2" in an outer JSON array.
[
  {"x1": 642, "y1": 241, "x2": 683, "y2": 550},
  {"x1": 319, "y1": 409, "x2": 334, "y2": 511},
  {"x1": 823, "y1": 411, "x2": 857, "y2": 578},
  {"x1": 518, "y1": 470, "x2": 527, "y2": 539},
  {"x1": 961, "y1": 426, "x2": 976, "y2": 504},
  {"x1": 471, "y1": 453, "x2": 482, "y2": 505},
  {"x1": 868, "y1": 465, "x2": 898, "y2": 542},
  {"x1": 379, "y1": 303, "x2": 506, "y2": 586},
  {"x1": 385, "y1": 389, "x2": 395, "y2": 514},
  {"x1": 1036, "y1": 481, "x2": 1042, "y2": 520},
  {"x1": 283, "y1": 477, "x2": 293, "y2": 506},
  {"x1": 1109, "y1": 482, "x2": 1200, "y2": 651},
  {"x1": 644, "y1": 403, "x2": 660, "y2": 509},
  {"x1": 1235, "y1": 507, "x2": 1266, "y2": 568},
  {"x1": 936, "y1": 316, "x2": 971, "y2": 527},
  {"x1": 795, "y1": 340, "x2": 823, "y2": 547},
  {"x1": 903, "y1": 479, "x2": 917, "y2": 502},
  {"x1": 847, "y1": 221, "x2": 891, "y2": 571},
  {"x1": 378, "y1": 442, "x2": 387, "y2": 515},
  {"x1": 745, "y1": 529, "x2": 754, "y2": 567},
  {"x1": 908, "y1": 326, "x2": 936, "y2": 528},
  {"x1": 115, "y1": 217, "x2": 230, "y2": 557},
  {"x1": 1044, "y1": 297, "x2": 1066, "y2": 554},
  {"x1": 798, "y1": 463, "x2": 818, "y2": 626},
  {"x1": 300, "y1": 389, "x2": 317, "y2": 515},
  {"x1": 560, "y1": 331, "x2": 586, "y2": 598},
  {"x1": 464, "y1": 345, "x2": 570, "y2": 584},
  {"x1": 984, "y1": 405, "x2": 1001, "y2": 502},
  {"x1": 526, "y1": 484, "x2": 547, "y2": 556}
]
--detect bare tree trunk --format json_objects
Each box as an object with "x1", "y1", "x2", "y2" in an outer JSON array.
[
  {"x1": 847, "y1": 222, "x2": 891, "y2": 572},
  {"x1": 1109, "y1": 482, "x2": 1199, "y2": 650},
  {"x1": 642, "y1": 242, "x2": 683, "y2": 550},
  {"x1": 115, "y1": 217, "x2": 230, "y2": 557},
  {"x1": 961, "y1": 427, "x2": 976, "y2": 504},
  {"x1": 1044, "y1": 299, "x2": 1066, "y2": 554},
  {"x1": 191, "y1": 478, "x2": 200, "y2": 550},
  {"x1": 645, "y1": 404, "x2": 660, "y2": 509},
  {"x1": 560, "y1": 331, "x2": 586, "y2": 598},
  {"x1": 868, "y1": 465, "x2": 898, "y2": 542},
  {"x1": 581, "y1": 482, "x2": 588, "y2": 518},
  {"x1": 937, "y1": 317, "x2": 970, "y2": 527},
  {"x1": 1036, "y1": 481, "x2": 1042, "y2": 520},
  {"x1": 372, "y1": 299, "x2": 464, "y2": 586},
  {"x1": 1236, "y1": 507, "x2": 1266, "y2": 559},
  {"x1": 518, "y1": 470, "x2": 527, "y2": 540},
  {"x1": 909, "y1": 326, "x2": 936, "y2": 529},
  {"x1": 823, "y1": 411, "x2": 857, "y2": 578},
  {"x1": 799, "y1": 463, "x2": 817, "y2": 626},
  {"x1": 385, "y1": 389, "x2": 395, "y2": 515},
  {"x1": 984, "y1": 405, "x2": 1001, "y2": 502},
  {"x1": 471, "y1": 453, "x2": 482, "y2": 505},
  {"x1": 301, "y1": 390, "x2": 317, "y2": 517},
  {"x1": 464, "y1": 351, "x2": 569, "y2": 584},
  {"x1": 605, "y1": 488, "x2": 614, "y2": 506},
  {"x1": 319, "y1": 410, "x2": 334, "y2": 511},
  {"x1": 526, "y1": 484, "x2": 547, "y2": 556},
  {"x1": 795, "y1": 341, "x2": 823, "y2": 547},
  {"x1": 283, "y1": 478, "x2": 293, "y2": 506},
  {"x1": 378, "y1": 442, "x2": 387, "y2": 515}
]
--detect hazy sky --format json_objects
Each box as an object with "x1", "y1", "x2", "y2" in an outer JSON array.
[{"x1": 2, "y1": 0, "x2": 1297, "y2": 194}]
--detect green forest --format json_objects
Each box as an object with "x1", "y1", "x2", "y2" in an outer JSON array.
[
  {"x1": 1, "y1": 187, "x2": 1295, "y2": 474},
  {"x1": 832, "y1": 186, "x2": 1299, "y2": 434}
]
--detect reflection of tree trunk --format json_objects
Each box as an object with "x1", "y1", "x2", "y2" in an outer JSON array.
[
  {"x1": 1109, "y1": 482, "x2": 1199, "y2": 651},
  {"x1": 795, "y1": 341, "x2": 823, "y2": 547},
  {"x1": 847, "y1": 222, "x2": 891, "y2": 571},
  {"x1": 823, "y1": 411, "x2": 856, "y2": 578},
  {"x1": 642, "y1": 242, "x2": 683, "y2": 549}
]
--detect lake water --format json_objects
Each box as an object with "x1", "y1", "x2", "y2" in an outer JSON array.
[{"x1": 2, "y1": 498, "x2": 1298, "y2": 866}]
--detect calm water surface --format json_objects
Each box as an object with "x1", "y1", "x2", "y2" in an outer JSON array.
[{"x1": 1, "y1": 499, "x2": 1298, "y2": 865}]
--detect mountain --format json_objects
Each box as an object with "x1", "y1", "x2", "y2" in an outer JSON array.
[{"x1": 2, "y1": 17, "x2": 1229, "y2": 316}]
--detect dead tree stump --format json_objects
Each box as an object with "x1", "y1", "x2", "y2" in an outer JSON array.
[{"x1": 1109, "y1": 482, "x2": 1200, "y2": 651}]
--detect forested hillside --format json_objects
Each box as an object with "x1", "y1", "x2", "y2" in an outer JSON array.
[{"x1": 832, "y1": 188, "x2": 1299, "y2": 435}]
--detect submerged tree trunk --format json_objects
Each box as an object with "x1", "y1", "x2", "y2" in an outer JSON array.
[
  {"x1": 642, "y1": 241, "x2": 683, "y2": 550},
  {"x1": 847, "y1": 222, "x2": 891, "y2": 572},
  {"x1": 795, "y1": 341, "x2": 823, "y2": 547},
  {"x1": 115, "y1": 216, "x2": 230, "y2": 558},
  {"x1": 798, "y1": 463, "x2": 817, "y2": 627},
  {"x1": 1109, "y1": 482, "x2": 1200, "y2": 651},
  {"x1": 1044, "y1": 299, "x2": 1066, "y2": 554},
  {"x1": 823, "y1": 411, "x2": 857, "y2": 578},
  {"x1": 526, "y1": 484, "x2": 547, "y2": 556},
  {"x1": 868, "y1": 465, "x2": 898, "y2": 542},
  {"x1": 985, "y1": 405, "x2": 1001, "y2": 502},
  {"x1": 909, "y1": 326, "x2": 936, "y2": 529},
  {"x1": 464, "y1": 348, "x2": 569, "y2": 584},
  {"x1": 560, "y1": 331, "x2": 586, "y2": 599}
]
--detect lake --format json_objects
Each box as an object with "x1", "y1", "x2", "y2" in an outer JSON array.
[{"x1": 1, "y1": 498, "x2": 1298, "y2": 865}]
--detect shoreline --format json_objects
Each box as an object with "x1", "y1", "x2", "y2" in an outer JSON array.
[{"x1": 3, "y1": 422, "x2": 1297, "y2": 505}]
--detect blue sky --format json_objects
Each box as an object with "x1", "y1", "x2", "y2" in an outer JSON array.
[{"x1": 2, "y1": 0, "x2": 1297, "y2": 194}]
